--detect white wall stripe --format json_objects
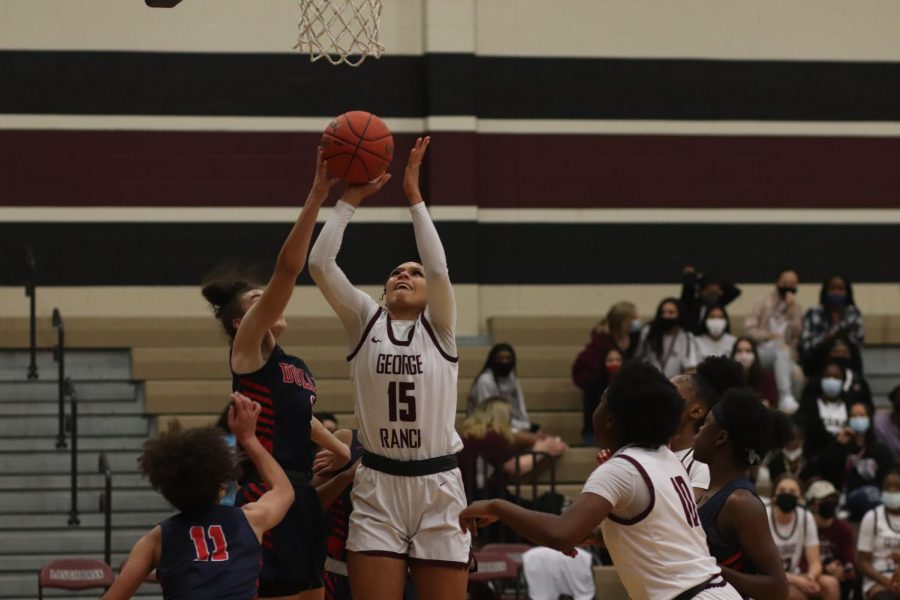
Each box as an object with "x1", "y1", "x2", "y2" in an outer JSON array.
[
  {"x1": 3, "y1": 115, "x2": 900, "y2": 137},
  {"x1": 2, "y1": 207, "x2": 899, "y2": 224}
]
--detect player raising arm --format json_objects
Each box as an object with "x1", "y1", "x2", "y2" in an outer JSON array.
[{"x1": 103, "y1": 394, "x2": 293, "y2": 600}]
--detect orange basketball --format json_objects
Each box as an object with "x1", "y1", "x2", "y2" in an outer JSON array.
[{"x1": 320, "y1": 111, "x2": 394, "y2": 184}]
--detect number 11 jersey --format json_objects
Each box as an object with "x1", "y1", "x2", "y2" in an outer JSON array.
[{"x1": 347, "y1": 307, "x2": 463, "y2": 461}]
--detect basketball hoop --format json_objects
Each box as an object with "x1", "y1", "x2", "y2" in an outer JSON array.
[{"x1": 295, "y1": 0, "x2": 384, "y2": 67}]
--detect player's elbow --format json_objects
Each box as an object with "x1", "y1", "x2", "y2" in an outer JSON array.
[{"x1": 307, "y1": 252, "x2": 327, "y2": 282}]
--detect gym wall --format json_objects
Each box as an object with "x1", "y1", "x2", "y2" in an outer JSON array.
[{"x1": 1, "y1": 0, "x2": 898, "y2": 335}]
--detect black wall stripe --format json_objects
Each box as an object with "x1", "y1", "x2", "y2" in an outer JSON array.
[
  {"x1": 1, "y1": 222, "x2": 897, "y2": 285},
  {"x1": 3, "y1": 51, "x2": 900, "y2": 120}
]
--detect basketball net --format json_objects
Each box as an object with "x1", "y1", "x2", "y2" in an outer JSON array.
[{"x1": 295, "y1": 0, "x2": 384, "y2": 67}]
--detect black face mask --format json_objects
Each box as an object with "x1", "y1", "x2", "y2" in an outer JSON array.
[
  {"x1": 775, "y1": 493, "x2": 798, "y2": 513},
  {"x1": 817, "y1": 501, "x2": 837, "y2": 519},
  {"x1": 492, "y1": 363, "x2": 513, "y2": 378},
  {"x1": 777, "y1": 286, "x2": 798, "y2": 299},
  {"x1": 658, "y1": 317, "x2": 679, "y2": 332}
]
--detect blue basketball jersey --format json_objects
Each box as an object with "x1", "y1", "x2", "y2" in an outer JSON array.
[
  {"x1": 232, "y1": 345, "x2": 317, "y2": 474},
  {"x1": 157, "y1": 505, "x2": 261, "y2": 600}
]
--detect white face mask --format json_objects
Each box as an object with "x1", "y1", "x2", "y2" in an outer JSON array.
[
  {"x1": 783, "y1": 447, "x2": 803, "y2": 461},
  {"x1": 883, "y1": 492, "x2": 900, "y2": 511},
  {"x1": 705, "y1": 318, "x2": 727, "y2": 338},
  {"x1": 734, "y1": 351, "x2": 755, "y2": 368}
]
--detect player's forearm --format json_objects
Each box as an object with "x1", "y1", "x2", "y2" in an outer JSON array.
[
  {"x1": 240, "y1": 434, "x2": 292, "y2": 498},
  {"x1": 721, "y1": 566, "x2": 788, "y2": 600},
  {"x1": 410, "y1": 202, "x2": 455, "y2": 329},
  {"x1": 312, "y1": 418, "x2": 351, "y2": 461},
  {"x1": 490, "y1": 499, "x2": 578, "y2": 551},
  {"x1": 275, "y1": 195, "x2": 325, "y2": 276}
]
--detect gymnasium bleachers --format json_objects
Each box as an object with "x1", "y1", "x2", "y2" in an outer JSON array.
[{"x1": 1, "y1": 310, "x2": 898, "y2": 598}]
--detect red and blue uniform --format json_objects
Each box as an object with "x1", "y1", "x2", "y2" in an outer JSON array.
[
  {"x1": 157, "y1": 505, "x2": 260, "y2": 600},
  {"x1": 233, "y1": 345, "x2": 326, "y2": 597}
]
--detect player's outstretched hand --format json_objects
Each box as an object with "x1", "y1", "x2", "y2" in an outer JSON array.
[
  {"x1": 310, "y1": 147, "x2": 341, "y2": 202},
  {"x1": 343, "y1": 172, "x2": 392, "y2": 208},
  {"x1": 459, "y1": 500, "x2": 499, "y2": 537},
  {"x1": 402, "y1": 136, "x2": 430, "y2": 206},
  {"x1": 228, "y1": 392, "x2": 261, "y2": 442}
]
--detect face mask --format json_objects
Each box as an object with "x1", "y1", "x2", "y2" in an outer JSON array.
[
  {"x1": 825, "y1": 293, "x2": 847, "y2": 307},
  {"x1": 629, "y1": 319, "x2": 642, "y2": 334},
  {"x1": 849, "y1": 416, "x2": 870, "y2": 434},
  {"x1": 705, "y1": 318, "x2": 727, "y2": 338},
  {"x1": 817, "y1": 501, "x2": 837, "y2": 519},
  {"x1": 777, "y1": 286, "x2": 798, "y2": 299},
  {"x1": 606, "y1": 363, "x2": 621, "y2": 375},
  {"x1": 883, "y1": 492, "x2": 900, "y2": 511},
  {"x1": 775, "y1": 493, "x2": 798, "y2": 513},
  {"x1": 492, "y1": 364, "x2": 513, "y2": 378},
  {"x1": 821, "y1": 377, "x2": 843, "y2": 399},
  {"x1": 658, "y1": 317, "x2": 679, "y2": 332},
  {"x1": 734, "y1": 351, "x2": 755, "y2": 368},
  {"x1": 783, "y1": 447, "x2": 803, "y2": 461}
]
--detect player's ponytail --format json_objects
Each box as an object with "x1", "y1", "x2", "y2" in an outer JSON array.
[{"x1": 201, "y1": 276, "x2": 260, "y2": 339}]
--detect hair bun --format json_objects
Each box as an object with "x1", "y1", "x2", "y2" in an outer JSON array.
[{"x1": 201, "y1": 280, "x2": 249, "y2": 314}]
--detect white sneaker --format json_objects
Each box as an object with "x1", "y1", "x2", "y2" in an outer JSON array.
[{"x1": 780, "y1": 395, "x2": 799, "y2": 414}]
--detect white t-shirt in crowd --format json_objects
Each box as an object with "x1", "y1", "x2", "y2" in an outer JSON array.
[
  {"x1": 522, "y1": 546, "x2": 595, "y2": 600},
  {"x1": 817, "y1": 399, "x2": 848, "y2": 436},
  {"x1": 694, "y1": 334, "x2": 737, "y2": 361}
]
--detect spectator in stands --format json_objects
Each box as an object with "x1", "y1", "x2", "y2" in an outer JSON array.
[
  {"x1": 732, "y1": 337, "x2": 779, "y2": 408},
  {"x1": 820, "y1": 401, "x2": 891, "y2": 521},
  {"x1": 572, "y1": 301, "x2": 638, "y2": 444},
  {"x1": 875, "y1": 385, "x2": 900, "y2": 465},
  {"x1": 766, "y1": 421, "x2": 817, "y2": 490},
  {"x1": 694, "y1": 305, "x2": 737, "y2": 361},
  {"x1": 805, "y1": 480, "x2": 857, "y2": 599},
  {"x1": 798, "y1": 361, "x2": 854, "y2": 462},
  {"x1": 744, "y1": 268, "x2": 804, "y2": 413},
  {"x1": 768, "y1": 475, "x2": 841, "y2": 600},
  {"x1": 458, "y1": 398, "x2": 566, "y2": 503},
  {"x1": 469, "y1": 343, "x2": 538, "y2": 435},
  {"x1": 856, "y1": 469, "x2": 900, "y2": 600},
  {"x1": 636, "y1": 297, "x2": 697, "y2": 378},
  {"x1": 800, "y1": 275, "x2": 864, "y2": 377},
  {"x1": 825, "y1": 337, "x2": 873, "y2": 409},
  {"x1": 314, "y1": 412, "x2": 339, "y2": 434},
  {"x1": 680, "y1": 265, "x2": 741, "y2": 334}
]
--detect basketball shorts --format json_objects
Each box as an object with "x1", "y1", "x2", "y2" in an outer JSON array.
[
  {"x1": 346, "y1": 465, "x2": 471, "y2": 565},
  {"x1": 237, "y1": 481, "x2": 326, "y2": 596}
]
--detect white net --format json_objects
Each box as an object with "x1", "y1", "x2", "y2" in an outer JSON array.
[{"x1": 295, "y1": 0, "x2": 384, "y2": 67}]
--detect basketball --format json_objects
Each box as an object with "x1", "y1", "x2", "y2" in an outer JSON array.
[{"x1": 320, "y1": 111, "x2": 394, "y2": 184}]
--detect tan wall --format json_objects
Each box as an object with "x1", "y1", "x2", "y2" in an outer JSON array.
[
  {"x1": 3, "y1": 0, "x2": 899, "y2": 60},
  {"x1": 3, "y1": 283, "x2": 897, "y2": 337}
]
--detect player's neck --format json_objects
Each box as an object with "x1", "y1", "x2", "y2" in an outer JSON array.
[
  {"x1": 388, "y1": 307, "x2": 421, "y2": 321},
  {"x1": 708, "y1": 461, "x2": 745, "y2": 490},
  {"x1": 668, "y1": 423, "x2": 697, "y2": 452}
]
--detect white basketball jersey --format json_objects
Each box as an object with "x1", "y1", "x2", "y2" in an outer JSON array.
[
  {"x1": 765, "y1": 505, "x2": 817, "y2": 574},
  {"x1": 348, "y1": 308, "x2": 462, "y2": 461},
  {"x1": 857, "y1": 506, "x2": 900, "y2": 590},
  {"x1": 593, "y1": 446, "x2": 720, "y2": 600}
]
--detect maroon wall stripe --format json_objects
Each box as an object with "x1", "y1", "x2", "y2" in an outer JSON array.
[{"x1": 2, "y1": 130, "x2": 899, "y2": 208}]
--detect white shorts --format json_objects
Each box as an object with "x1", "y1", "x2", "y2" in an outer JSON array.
[{"x1": 346, "y1": 465, "x2": 471, "y2": 565}]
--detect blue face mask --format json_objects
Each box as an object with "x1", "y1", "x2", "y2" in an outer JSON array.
[
  {"x1": 849, "y1": 416, "x2": 870, "y2": 433},
  {"x1": 821, "y1": 377, "x2": 843, "y2": 399},
  {"x1": 825, "y1": 293, "x2": 847, "y2": 307},
  {"x1": 629, "y1": 319, "x2": 642, "y2": 334},
  {"x1": 883, "y1": 492, "x2": 900, "y2": 510}
]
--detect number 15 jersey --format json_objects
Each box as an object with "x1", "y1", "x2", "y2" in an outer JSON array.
[{"x1": 347, "y1": 307, "x2": 463, "y2": 461}]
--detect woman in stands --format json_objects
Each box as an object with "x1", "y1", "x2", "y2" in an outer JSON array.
[
  {"x1": 692, "y1": 387, "x2": 791, "y2": 599},
  {"x1": 856, "y1": 469, "x2": 900, "y2": 600},
  {"x1": 767, "y1": 475, "x2": 840, "y2": 600},
  {"x1": 201, "y1": 150, "x2": 350, "y2": 600},
  {"x1": 309, "y1": 138, "x2": 470, "y2": 600},
  {"x1": 636, "y1": 297, "x2": 697, "y2": 378},
  {"x1": 103, "y1": 394, "x2": 294, "y2": 600},
  {"x1": 460, "y1": 361, "x2": 743, "y2": 600}
]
